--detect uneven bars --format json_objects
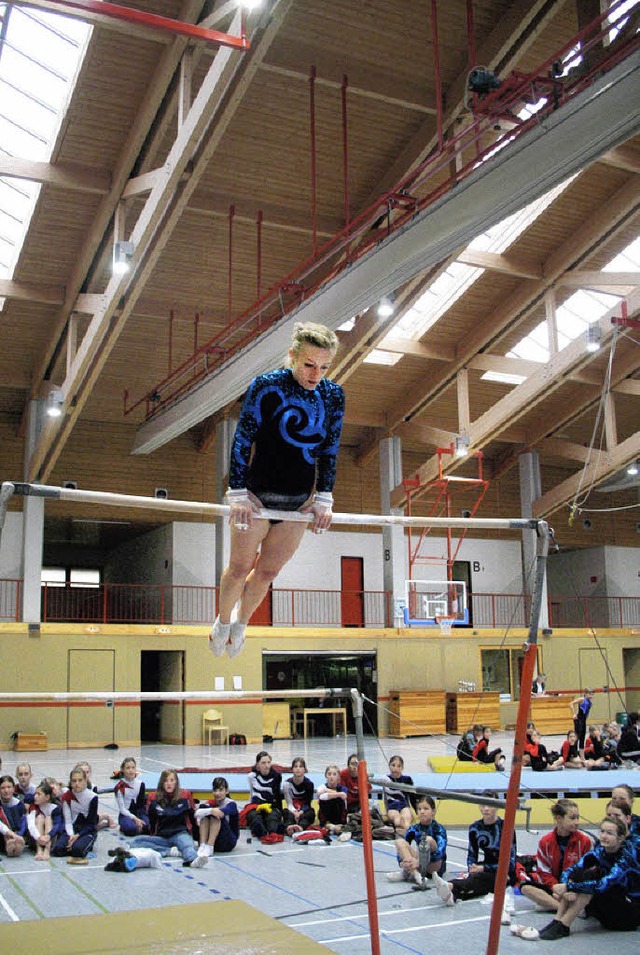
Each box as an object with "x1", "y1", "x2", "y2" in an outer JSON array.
[
  {"x1": 368, "y1": 774, "x2": 526, "y2": 812},
  {"x1": 0, "y1": 688, "x2": 356, "y2": 703},
  {"x1": 1, "y1": 481, "x2": 541, "y2": 531}
]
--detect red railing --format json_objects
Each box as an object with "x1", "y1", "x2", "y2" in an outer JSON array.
[{"x1": 2, "y1": 579, "x2": 639, "y2": 629}]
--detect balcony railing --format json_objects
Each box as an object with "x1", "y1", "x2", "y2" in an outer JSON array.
[{"x1": 1, "y1": 579, "x2": 639, "y2": 629}]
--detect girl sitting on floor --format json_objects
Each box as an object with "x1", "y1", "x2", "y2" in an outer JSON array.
[
  {"x1": 27, "y1": 779, "x2": 63, "y2": 861},
  {"x1": 194, "y1": 776, "x2": 239, "y2": 860},
  {"x1": 51, "y1": 765, "x2": 99, "y2": 864},
  {"x1": 130, "y1": 769, "x2": 203, "y2": 867},
  {"x1": 114, "y1": 756, "x2": 149, "y2": 836},
  {"x1": 317, "y1": 763, "x2": 348, "y2": 832},
  {"x1": 0, "y1": 774, "x2": 27, "y2": 857},
  {"x1": 383, "y1": 755, "x2": 415, "y2": 834},
  {"x1": 245, "y1": 751, "x2": 284, "y2": 842},
  {"x1": 283, "y1": 757, "x2": 316, "y2": 834}
]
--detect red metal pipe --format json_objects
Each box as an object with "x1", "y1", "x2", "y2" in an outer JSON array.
[
  {"x1": 29, "y1": 0, "x2": 250, "y2": 49},
  {"x1": 309, "y1": 66, "x2": 317, "y2": 254},
  {"x1": 485, "y1": 636, "x2": 538, "y2": 955},
  {"x1": 228, "y1": 204, "x2": 235, "y2": 324},
  {"x1": 342, "y1": 74, "x2": 350, "y2": 227},
  {"x1": 466, "y1": 0, "x2": 476, "y2": 68},
  {"x1": 256, "y1": 209, "x2": 263, "y2": 303},
  {"x1": 357, "y1": 759, "x2": 381, "y2": 955},
  {"x1": 431, "y1": 0, "x2": 443, "y2": 151}
]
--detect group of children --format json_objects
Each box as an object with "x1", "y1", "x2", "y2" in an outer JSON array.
[
  {"x1": 0, "y1": 756, "x2": 238, "y2": 870},
  {"x1": 3, "y1": 748, "x2": 640, "y2": 940}
]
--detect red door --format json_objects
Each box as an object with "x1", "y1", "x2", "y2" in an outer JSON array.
[
  {"x1": 341, "y1": 557, "x2": 364, "y2": 627},
  {"x1": 250, "y1": 586, "x2": 273, "y2": 625}
]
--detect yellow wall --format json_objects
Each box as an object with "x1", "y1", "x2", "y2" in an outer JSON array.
[{"x1": 1, "y1": 623, "x2": 638, "y2": 749}]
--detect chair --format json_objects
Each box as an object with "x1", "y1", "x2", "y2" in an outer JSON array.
[{"x1": 202, "y1": 708, "x2": 228, "y2": 745}]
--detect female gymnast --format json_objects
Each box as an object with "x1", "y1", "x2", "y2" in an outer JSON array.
[{"x1": 210, "y1": 321, "x2": 344, "y2": 658}]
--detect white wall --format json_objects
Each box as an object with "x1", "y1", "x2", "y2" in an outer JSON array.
[
  {"x1": 172, "y1": 523, "x2": 216, "y2": 587},
  {"x1": 548, "y1": 547, "x2": 609, "y2": 596},
  {"x1": 0, "y1": 512, "x2": 22, "y2": 578},
  {"x1": 603, "y1": 546, "x2": 640, "y2": 598}
]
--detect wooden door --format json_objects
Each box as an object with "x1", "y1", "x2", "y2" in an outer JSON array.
[
  {"x1": 67, "y1": 649, "x2": 115, "y2": 747},
  {"x1": 341, "y1": 557, "x2": 364, "y2": 627}
]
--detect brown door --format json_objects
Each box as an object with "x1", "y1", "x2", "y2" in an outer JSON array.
[{"x1": 341, "y1": 557, "x2": 364, "y2": 627}]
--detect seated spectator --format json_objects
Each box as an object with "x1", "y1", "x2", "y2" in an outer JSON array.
[
  {"x1": 432, "y1": 801, "x2": 516, "y2": 909},
  {"x1": 193, "y1": 776, "x2": 238, "y2": 859},
  {"x1": 611, "y1": 784, "x2": 640, "y2": 839},
  {"x1": 601, "y1": 722, "x2": 622, "y2": 765},
  {"x1": 339, "y1": 753, "x2": 371, "y2": 813},
  {"x1": 383, "y1": 756, "x2": 415, "y2": 834},
  {"x1": 457, "y1": 724, "x2": 482, "y2": 762},
  {"x1": 559, "y1": 730, "x2": 584, "y2": 768},
  {"x1": 130, "y1": 769, "x2": 201, "y2": 867},
  {"x1": 584, "y1": 725, "x2": 609, "y2": 770},
  {"x1": 473, "y1": 726, "x2": 506, "y2": 771},
  {"x1": 525, "y1": 730, "x2": 563, "y2": 771},
  {"x1": 605, "y1": 796, "x2": 634, "y2": 843},
  {"x1": 516, "y1": 799, "x2": 592, "y2": 913},
  {"x1": 283, "y1": 757, "x2": 315, "y2": 834},
  {"x1": 618, "y1": 712, "x2": 640, "y2": 764},
  {"x1": 51, "y1": 766, "x2": 99, "y2": 863},
  {"x1": 534, "y1": 817, "x2": 640, "y2": 938},
  {"x1": 317, "y1": 764, "x2": 347, "y2": 831},
  {"x1": 387, "y1": 795, "x2": 447, "y2": 885},
  {"x1": 0, "y1": 774, "x2": 27, "y2": 856},
  {"x1": 14, "y1": 763, "x2": 36, "y2": 807}
]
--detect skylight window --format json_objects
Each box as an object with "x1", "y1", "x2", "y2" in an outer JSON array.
[
  {"x1": 0, "y1": 4, "x2": 91, "y2": 304},
  {"x1": 490, "y1": 235, "x2": 639, "y2": 382}
]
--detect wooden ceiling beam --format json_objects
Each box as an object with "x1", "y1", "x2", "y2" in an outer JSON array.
[
  {"x1": 533, "y1": 430, "x2": 640, "y2": 518},
  {"x1": 457, "y1": 248, "x2": 542, "y2": 280},
  {"x1": 558, "y1": 270, "x2": 640, "y2": 287},
  {"x1": 0, "y1": 157, "x2": 111, "y2": 195},
  {"x1": 0, "y1": 279, "x2": 65, "y2": 306},
  {"x1": 599, "y1": 143, "x2": 640, "y2": 173}
]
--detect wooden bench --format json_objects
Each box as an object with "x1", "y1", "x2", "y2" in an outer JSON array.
[
  {"x1": 428, "y1": 755, "x2": 493, "y2": 773},
  {"x1": 13, "y1": 732, "x2": 48, "y2": 751}
]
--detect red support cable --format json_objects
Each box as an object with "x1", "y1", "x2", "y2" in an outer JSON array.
[
  {"x1": 309, "y1": 66, "x2": 317, "y2": 254},
  {"x1": 431, "y1": 0, "x2": 443, "y2": 151},
  {"x1": 256, "y1": 210, "x2": 263, "y2": 304},
  {"x1": 228, "y1": 204, "x2": 235, "y2": 325},
  {"x1": 357, "y1": 760, "x2": 381, "y2": 955},
  {"x1": 30, "y1": 0, "x2": 250, "y2": 49},
  {"x1": 168, "y1": 309, "x2": 174, "y2": 375},
  {"x1": 466, "y1": 0, "x2": 476, "y2": 68},
  {"x1": 342, "y1": 74, "x2": 350, "y2": 227}
]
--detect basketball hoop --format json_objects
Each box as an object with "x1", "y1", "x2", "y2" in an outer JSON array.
[{"x1": 436, "y1": 616, "x2": 456, "y2": 636}]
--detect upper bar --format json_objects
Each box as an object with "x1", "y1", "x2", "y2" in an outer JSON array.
[{"x1": 3, "y1": 482, "x2": 542, "y2": 531}]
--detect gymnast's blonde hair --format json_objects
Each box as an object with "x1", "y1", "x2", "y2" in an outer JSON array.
[{"x1": 288, "y1": 322, "x2": 339, "y2": 362}]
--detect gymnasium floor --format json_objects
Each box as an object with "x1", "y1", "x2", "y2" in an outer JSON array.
[{"x1": 1, "y1": 732, "x2": 639, "y2": 954}]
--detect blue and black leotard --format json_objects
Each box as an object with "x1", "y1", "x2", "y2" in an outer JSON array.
[{"x1": 228, "y1": 368, "x2": 345, "y2": 508}]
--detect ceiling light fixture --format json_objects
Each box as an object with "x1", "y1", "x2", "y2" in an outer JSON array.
[
  {"x1": 46, "y1": 388, "x2": 64, "y2": 418},
  {"x1": 585, "y1": 323, "x2": 602, "y2": 353},
  {"x1": 113, "y1": 239, "x2": 134, "y2": 275},
  {"x1": 454, "y1": 435, "x2": 470, "y2": 458},
  {"x1": 627, "y1": 460, "x2": 639, "y2": 476},
  {"x1": 377, "y1": 295, "x2": 395, "y2": 318}
]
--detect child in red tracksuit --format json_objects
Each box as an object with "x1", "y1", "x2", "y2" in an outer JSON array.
[
  {"x1": 472, "y1": 726, "x2": 506, "y2": 771},
  {"x1": 517, "y1": 798, "x2": 593, "y2": 912}
]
